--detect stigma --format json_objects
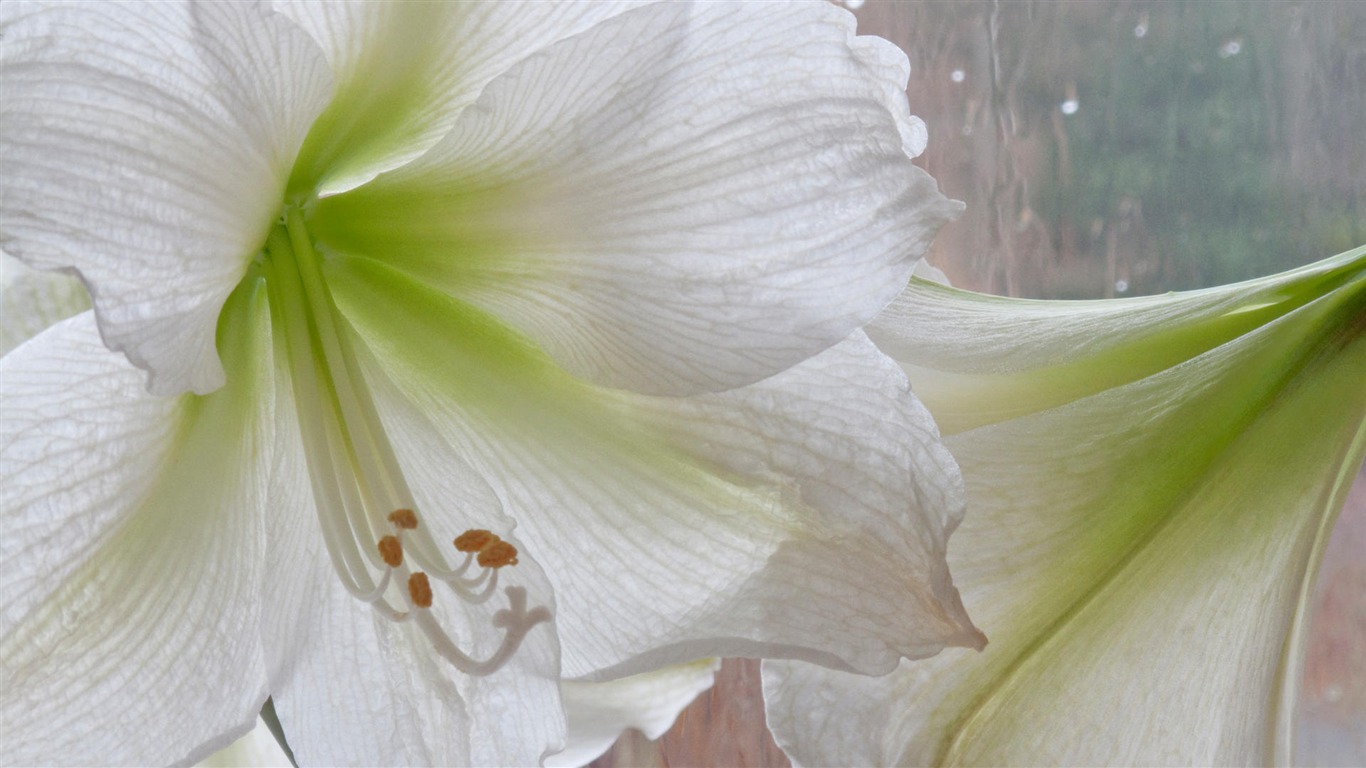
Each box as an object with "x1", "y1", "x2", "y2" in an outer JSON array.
[{"x1": 262, "y1": 207, "x2": 549, "y2": 676}]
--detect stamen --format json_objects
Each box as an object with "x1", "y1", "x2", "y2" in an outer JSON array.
[
  {"x1": 408, "y1": 572, "x2": 433, "y2": 608},
  {"x1": 389, "y1": 508, "x2": 418, "y2": 530},
  {"x1": 415, "y1": 587, "x2": 553, "y2": 676},
  {"x1": 266, "y1": 209, "x2": 550, "y2": 679},
  {"x1": 431, "y1": 563, "x2": 499, "y2": 606},
  {"x1": 454, "y1": 529, "x2": 497, "y2": 553},
  {"x1": 377, "y1": 536, "x2": 403, "y2": 568},
  {"x1": 449, "y1": 551, "x2": 476, "y2": 577},
  {"x1": 477, "y1": 540, "x2": 520, "y2": 569},
  {"x1": 452, "y1": 528, "x2": 519, "y2": 568}
]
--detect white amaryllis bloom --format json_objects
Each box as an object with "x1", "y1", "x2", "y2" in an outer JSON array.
[
  {"x1": 1, "y1": 2, "x2": 979, "y2": 765},
  {"x1": 764, "y1": 246, "x2": 1366, "y2": 766}
]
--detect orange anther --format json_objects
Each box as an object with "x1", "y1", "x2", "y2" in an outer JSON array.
[
  {"x1": 408, "y1": 572, "x2": 432, "y2": 608},
  {"x1": 454, "y1": 529, "x2": 498, "y2": 553},
  {"x1": 388, "y1": 508, "x2": 419, "y2": 530},
  {"x1": 477, "y1": 540, "x2": 519, "y2": 569},
  {"x1": 377, "y1": 535, "x2": 403, "y2": 568}
]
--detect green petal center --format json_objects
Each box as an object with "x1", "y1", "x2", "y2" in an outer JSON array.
[{"x1": 252, "y1": 206, "x2": 549, "y2": 676}]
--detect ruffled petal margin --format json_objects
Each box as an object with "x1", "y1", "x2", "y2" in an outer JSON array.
[
  {"x1": 274, "y1": 0, "x2": 640, "y2": 197},
  {"x1": 764, "y1": 250, "x2": 1366, "y2": 766},
  {"x1": 0, "y1": 250, "x2": 89, "y2": 356},
  {"x1": 550, "y1": 659, "x2": 720, "y2": 768}
]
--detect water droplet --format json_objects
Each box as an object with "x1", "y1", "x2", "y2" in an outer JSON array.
[
  {"x1": 1061, "y1": 99, "x2": 1079, "y2": 115},
  {"x1": 1134, "y1": 24, "x2": 1148, "y2": 38},
  {"x1": 842, "y1": 0, "x2": 865, "y2": 8},
  {"x1": 1219, "y1": 39, "x2": 1243, "y2": 58},
  {"x1": 1115, "y1": 279, "x2": 1130, "y2": 293},
  {"x1": 951, "y1": 69, "x2": 966, "y2": 83}
]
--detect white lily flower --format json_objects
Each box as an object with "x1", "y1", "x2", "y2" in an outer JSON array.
[
  {"x1": 764, "y1": 246, "x2": 1366, "y2": 766},
  {"x1": 1, "y1": 2, "x2": 978, "y2": 765}
]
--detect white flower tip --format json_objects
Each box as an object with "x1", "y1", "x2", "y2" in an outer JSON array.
[{"x1": 918, "y1": 605, "x2": 988, "y2": 660}]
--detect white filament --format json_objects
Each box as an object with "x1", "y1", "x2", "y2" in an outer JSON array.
[{"x1": 264, "y1": 210, "x2": 549, "y2": 675}]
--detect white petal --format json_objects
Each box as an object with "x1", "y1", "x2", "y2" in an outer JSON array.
[
  {"x1": 549, "y1": 659, "x2": 720, "y2": 768},
  {"x1": 274, "y1": 0, "x2": 640, "y2": 196},
  {"x1": 764, "y1": 250, "x2": 1366, "y2": 766},
  {"x1": 0, "y1": 251, "x2": 90, "y2": 356},
  {"x1": 0, "y1": 292, "x2": 279, "y2": 765},
  {"x1": 326, "y1": 259, "x2": 979, "y2": 682},
  {"x1": 266, "y1": 559, "x2": 563, "y2": 767},
  {"x1": 869, "y1": 250, "x2": 1362, "y2": 433},
  {"x1": 197, "y1": 718, "x2": 292, "y2": 768},
  {"x1": 585, "y1": 332, "x2": 981, "y2": 674},
  {"x1": 0, "y1": 0, "x2": 332, "y2": 394},
  {"x1": 310, "y1": 1, "x2": 958, "y2": 396},
  {"x1": 263, "y1": 367, "x2": 564, "y2": 766},
  {"x1": 910, "y1": 257, "x2": 952, "y2": 285}
]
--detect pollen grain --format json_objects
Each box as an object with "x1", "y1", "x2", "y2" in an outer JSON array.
[
  {"x1": 454, "y1": 529, "x2": 498, "y2": 553},
  {"x1": 388, "y1": 508, "x2": 419, "y2": 530},
  {"x1": 408, "y1": 572, "x2": 433, "y2": 608},
  {"x1": 477, "y1": 540, "x2": 520, "y2": 569},
  {"x1": 377, "y1": 535, "x2": 403, "y2": 568}
]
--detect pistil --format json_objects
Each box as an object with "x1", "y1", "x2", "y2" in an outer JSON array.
[{"x1": 261, "y1": 206, "x2": 548, "y2": 675}]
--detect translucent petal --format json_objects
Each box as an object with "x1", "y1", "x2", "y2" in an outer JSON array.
[
  {"x1": 0, "y1": 250, "x2": 90, "y2": 356},
  {"x1": 764, "y1": 247, "x2": 1366, "y2": 766},
  {"x1": 325, "y1": 257, "x2": 979, "y2": 682},
  {"x1": 275, "y1": 0, "x2": 639, "y2": 196},
  {"x1": 309, "y1": 1, "x2": 958, "y2": 396},
  {"x1": 549, "y1": 659, "x2": 720, "y2": 768},
  {"x1": 0, "y1": 0, "x2": 332, "y2": 394},
  {"x1": 871, "y1": 248, "x2": 1365, "y2": 433},
  {"x1": 0, "y1": 281, "x2": 280, "y2": 765}
]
